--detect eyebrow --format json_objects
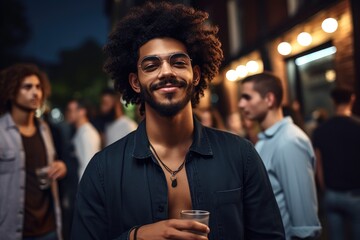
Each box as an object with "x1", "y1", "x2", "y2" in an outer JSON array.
[
  {"x1": 21, "y1": 82, "x2": 41, "y2": 88},
  {"x1": 240, "y1": 93, "x2": 251, "y2": 100},
  {"x1": 140, "y1": 52, "x2": 188, "y2": 60}
]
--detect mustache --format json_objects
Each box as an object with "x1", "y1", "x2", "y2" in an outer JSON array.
[{"x1": 150, "y1": 78, "x2": 187, "y2": 91}]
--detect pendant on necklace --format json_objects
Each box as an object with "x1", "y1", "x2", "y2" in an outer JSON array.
[{"x1": 170, "y1": 175, "x2": 177, "y2": 188}]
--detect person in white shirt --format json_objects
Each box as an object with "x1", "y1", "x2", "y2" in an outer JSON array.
[
  {"x1": 66, "y1": 99, "x2": 101, "y2": 179},
  {"x1": 100, "y1": 88, "x2": 138, "y2": 146}
]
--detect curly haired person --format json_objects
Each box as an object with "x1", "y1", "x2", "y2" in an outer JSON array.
[
  {"x1": 0, "y1": 63, "x2": 67, "y2": 240},
  {"x1": 71, "y1": 2, "x2": 284, "y2": 240}
]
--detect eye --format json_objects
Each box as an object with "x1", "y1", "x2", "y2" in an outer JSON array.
[
  {"x1": 141, "y1": 57, "x2": 161, "y2": 72},
  {"x1": 22, "y1": 84, "x2": 32, "y2": 90},
  {"x1": 241, "y1": 94, "x2": 251, "y2": 100},
  {"x1": 142, "y1": 63, "x2": 159, "y2": 72},
  {"x1": 170, "y1": 54, "x2": 190, "y2": 68}
]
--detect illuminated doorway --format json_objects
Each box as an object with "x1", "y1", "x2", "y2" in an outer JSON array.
[{"x1": 286, "y1": 42, "x2": 337, "y2": 124}]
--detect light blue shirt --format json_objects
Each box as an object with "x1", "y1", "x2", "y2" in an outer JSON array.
[{"x1": 256, "y1": 117, "x2": 321, "y2": 239}]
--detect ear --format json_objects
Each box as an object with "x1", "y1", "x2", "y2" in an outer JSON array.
[
  {"x1": 192, "y1": 65, "x2": 201, "y2": 86},
  {"x1": 350, "y1": 94, "x2": 356, "y2": 105},
  {"x1": 129, "y1": 73, "x2": 141, "y2": 93},
  {"x1": 79, "y1": 108, "x2": 86, "y2": 117},
  {"x1": 265, "y1": 92, "x2": 276, "y2": 108}
]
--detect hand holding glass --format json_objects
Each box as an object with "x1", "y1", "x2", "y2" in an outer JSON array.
[
  {"x1": 35, "y1": 166, "x2": 51, "y2": 190},
  {"x1": 180, "y1": 210, "x2": 210, "y2": 236}
]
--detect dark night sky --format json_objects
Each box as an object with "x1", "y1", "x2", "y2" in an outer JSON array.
[{"x1": 20, "y1": 0, "x2": 109, "y2": 63}]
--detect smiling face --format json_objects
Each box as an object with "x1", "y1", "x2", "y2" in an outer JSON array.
[
  {"x1": 13, "y1": 75, "x2": 43, "y2": 113},
  {"x1": 129, "y1": 38, "x2": 200, "y2": 117},
  {"x1": 238, "y1": 81, "x2": 269, "y2": 123}
]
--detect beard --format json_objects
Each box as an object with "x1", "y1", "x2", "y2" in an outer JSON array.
[
  {"x1": 101, "y1": 107, "x2": 116, "y2": 124},
  {"x1": 12, "y1": 99, "x2": 40, "y2": 113},
  {"x1": 139, "y1": 78, "x2": 194, "y2": 117}
]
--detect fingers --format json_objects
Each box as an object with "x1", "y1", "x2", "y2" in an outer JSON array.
[
  {"x1": 135, "y1": 220, "x2": 209, "y2": 240},
  {"x1": 171, "y1": 219, "x2": 210, "y2": 234},
  {"x1": 165, "y1": 219, "x2": 210, "y2": 239},
  {"x1": 48, "y1": 161, "x2": 67, "y2": 180}
]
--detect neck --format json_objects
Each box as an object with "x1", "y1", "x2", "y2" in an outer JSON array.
[
  {"x1": 11, "y1": 106, "x2": 36, "y2": 128},
  {"x1": 260, "y1": 107, "x2": 284, "y2": 131},
  {"x1": 76, "y1": 118, "x2": 89, "y2": 128},
  {"x1": 115, "y1": 105, "x2": 124, "y2": 119},
  {"x1": 335, "y1": 104, "x2": 352, "y2": 116},
  {"x1": 145, "y1": 103, "x2": 194, "y2": 148}
]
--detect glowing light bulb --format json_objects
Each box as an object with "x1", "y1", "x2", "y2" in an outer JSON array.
[
  {"x1": 236, "y1": 65, "x2": 248, "y2": 78},
  {"x1": 226, "y1": 69, "x2": 238, "y2": 81},
  {"x1": 322, "y1": 18, "x2": 338, "y2": 33},
  {"x1": 297, "y1": 32, "x2": 312, "y2": 46},
  {"x1": 246, "y1": 60, "x2": 259, "y2": 73},
  {"x1": 277, "y1": 42, "x2": 292, "y2": 56}
]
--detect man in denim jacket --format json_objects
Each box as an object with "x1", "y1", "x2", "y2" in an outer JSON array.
[{"x1": 0, "y1": 63, "x2": 67, "y2": 240}]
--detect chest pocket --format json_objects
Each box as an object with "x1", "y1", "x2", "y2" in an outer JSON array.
[
  {"x1": 0, "y1": 149, "x2": 17, "y2": 174},
  {"x1": 213, "y1": 187, "x2": 243, "y2": 240}
]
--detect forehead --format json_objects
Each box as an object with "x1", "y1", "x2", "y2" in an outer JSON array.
[
  {"x1": 139, "y1": 38, "x2": 188, "y2": 58},
  {"x1": 101, "y1": 94, "x2": 115, "y2": 105},
  {"x1": 67, "y1": 101, "x2": 78, "y2": 109},
  {"x1": 241, "y1": 81, "x2": 256, "y2": 92},
  {"x1": 21, "y1": 75, "x2": 40, "y2": 85},
  {"x1": 240, "y1": 81, "x2": 263, "y2": 99}
]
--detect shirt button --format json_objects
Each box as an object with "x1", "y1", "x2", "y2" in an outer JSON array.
[{"x1": 158, "y1": 205, "x2": 164, "y2": 213}]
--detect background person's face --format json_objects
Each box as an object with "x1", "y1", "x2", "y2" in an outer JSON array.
[
  {"x1": 238, "y1": 82, "x2": 268, "y2": 122},
  {"x1": 14, "y1": 75, "x2": 43, "y2": 112},
  {"x1": 100, "y1": 94, "x2": 115, "y2": 114},
  {"x1": 66, "y1": 101, "x2": 79, "y2": 124}
]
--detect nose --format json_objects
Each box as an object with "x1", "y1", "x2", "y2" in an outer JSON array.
[
  {"x1": 158, "y1": 60, "x2": 176, "y2": 78},
  {"x1": 238, "y1": 98, "x2": 245, "y2": 109},
  {"x1": 32, "y1": 86, "x2": 42, "y2": 98}
]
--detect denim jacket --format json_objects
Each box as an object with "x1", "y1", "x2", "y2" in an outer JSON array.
[
  {"x1": 71, "y1": 118, "x2": 285, "y2": 240},
  {"x1": 0, "y1": 113, "x2": 63, "y2": 240}
]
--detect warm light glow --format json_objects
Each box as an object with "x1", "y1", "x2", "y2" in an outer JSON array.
[
  {"x1": 246, "y1": 60, "x2": 259, "y2": 73},
  {"x1": 325, "y1": 69, "x2": 336, "y2": 82},
  {"x1": 297, "y1": 32, "x2": 312, "y2": 46},
  {"x1": 226, "y1": 69, "x2": 238, "y2": 81},
  {"x1": 236, "y1": 65, "x2": 248, "y2": 78},
  {"x1": 277, "y1": 42, "x2": 292, "y2": 55},
  {"x1": 322, "y1": 18, "x2": 338, "y2": 33}
]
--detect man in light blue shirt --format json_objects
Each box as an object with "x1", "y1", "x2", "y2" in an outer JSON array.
[{"x1": 239, "y1": 72, "x2": 321, "y2": 239}]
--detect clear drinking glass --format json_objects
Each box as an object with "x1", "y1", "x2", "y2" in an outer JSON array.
[
  {"x1": 180, "y1": 210, "x2": 210, "y2": 236},
  {"x1": 35, "y1": 166, "x2": 51, "y2": 190}
]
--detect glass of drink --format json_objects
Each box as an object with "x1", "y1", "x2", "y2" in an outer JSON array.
[
  {"x1": 35, "y1": 166, "x2": 51, "y2": 190},
  {"x1": 180, "y1": 210, "x2": 210, "y2": 236}
]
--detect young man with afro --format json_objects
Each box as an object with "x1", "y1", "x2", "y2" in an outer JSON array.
[{"x1": 71, "y1": 2, "x2": 285, "y2": 240}]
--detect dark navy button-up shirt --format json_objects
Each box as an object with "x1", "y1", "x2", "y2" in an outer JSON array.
[{"x1": 71, "y1": 118, "x2": 285, "y2": 240}]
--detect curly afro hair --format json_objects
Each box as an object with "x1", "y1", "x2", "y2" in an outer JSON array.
[
  {"x1": 103, "y1": 1, "x2": 223, "y2": 111},
  {"x1": 0, "y1": 63, "x2": 51, "y2": 115}
]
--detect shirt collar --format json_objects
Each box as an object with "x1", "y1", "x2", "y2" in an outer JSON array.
[
  {"x1": 132, "y1": 116, "x2": 213, "y2": 160},
  {"x1": 258, "y1": 116, "x2": 293, "y2": 139},
  {"x1": 2, "y1": 112, "x2": 42, "y2": 131},
  {"x1": 2, "y1": 113, "x2": 17, "y2": 130}
]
